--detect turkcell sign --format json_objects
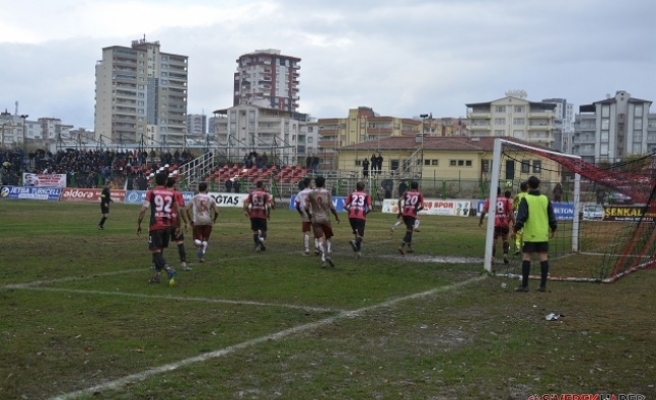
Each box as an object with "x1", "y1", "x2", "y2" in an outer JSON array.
[
  {"x1": 289, "y1": 195, "x2": 346, "y2": 212},
  {"x1": 0, "y1": 186, "x2": 62, "y2": 201}
]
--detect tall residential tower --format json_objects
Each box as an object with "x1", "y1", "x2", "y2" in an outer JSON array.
[
  {"x1": 233, "y1": 49, "x2": 300, "y2": 112},
  {"x1": 94, "y1": 37, "x2": 188, "y2": 147}
]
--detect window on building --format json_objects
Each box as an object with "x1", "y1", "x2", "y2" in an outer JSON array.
[
  {"x1": 600, "y1": 143, "x2": 609, "y2": 155},
  {"x1": 308, "y1": 126, "x2": 313, "y2": 132},
  {"x1": 532, "y1": 160, "x2": 542, "y2": 173},
  {"x1": 494, "y1": 118, "x2": 506, "y2": 125},
  {"x1": 521, "y1": 160, "x2": 530, "y2": 173},
  {"x1": 633, "y1": 131, "x2": 642, "y2": 142},
  {"x1": 495, "y1": 106, "x2": 506, "y2": 113},
  {"x1": 513, "y1": 118, "x2": 525, "y2": 125},
  {"x1": 513, "y1": 130, "x2": 524, "y2": 138},
  {"x1": 602, "y1": 106, "x2": 610, "y2": 118},
  {"x1": 308, "y1": 137, "x2": 313, "y2": 143},
  {"x1": 432, "y1": 160, "x2": 439, "y2": 166},
  {"x1": 601, "y1": 119, "x2": 610, "y2": 130},
  {"x1": 633, "y1": 143, "x2": 642, "y2": 154},
  {"x1": 424, "y1": 159, "x2": 430, "y2": 166},
  {"x1": 465, "y1": 160, "x2": 472, "y2": 167},
  {"x1": 481, "y1": 160, "x2": 490, "y2": 173},
  {"x1": 495, "y1": 130, "x2": 505, "y2": 137},
  {"x1": 634, "y1": 104, "x2": 643, "y2": 116},
  {"x1": 601, "y1": 131, "x2": 609, "y2": 142},
  {"x1": 355, "y1": 160, "x2": 361, "y2": 166},
  {"x1": 450, "y1": 160, "x2": 457, "y2": 166},
  {"x1": 635, "y1": 119, "x2": 643, "y2": 130},
  {"x1": 514, "y1": 106, "x2": 524, "y2": 113}
]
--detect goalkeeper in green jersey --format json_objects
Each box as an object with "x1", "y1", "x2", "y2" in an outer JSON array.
[{"x1": 512, "y1": 181, "x2": 528, "y2": 255}]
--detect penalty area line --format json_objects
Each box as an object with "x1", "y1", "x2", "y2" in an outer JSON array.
[
  {"x1": 48, "y1": 275, "x2": 486, "y2": 400},
  {"x1": 14, "y1": 286, "x2": 342, "y2": 313}
]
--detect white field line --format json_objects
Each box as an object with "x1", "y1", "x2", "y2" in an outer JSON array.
[
  {"x1": 1, "y1": 254, "x2": 263, "y2": 290},
  {"x1": 48, "y1": 275, "x2": 486, "y2": 400},
  {"x1": 14, "y1": 287, "x2": 342, "y2": 313}
]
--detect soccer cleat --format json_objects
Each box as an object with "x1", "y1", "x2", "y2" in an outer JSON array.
[
  {"x1": 357, "y1": 251, "x2": 362, "y2": 259},
  {"x1": 503, "y1": 255, "x2": 509, "y2": 265},
  {"x1": 255, "y1": 244, "x2": 262, "y2": 252},
  {"x1": 150, "y1": 263, "x2": 156, "y2": 270},
  {"x1": 349, "y1": 240, "x2": 358, "y2": 252},
  {"x1": 314, "y1": 249, "x2": 321, "y2": 256},
  {"x1": 514, "y1": 286, "x2": 529, "y2": 292},
  {"x1": 413, "y1": 229, "x2": 421, "y2": 233},
  {"x1": 321, "y1": 261, "x2": 327, "y2": 269},
  {"x1": 406, "y1": 247, "x2": 415, "y2": 254},
  {"x1": 260, "y1": 243, "x2": 266, "y2": 252},
  {"x1": 198, "y1": 258, "x2": 205, "y2": 263},
  {"x1": 326, "y1": 257, "x2": 335, "y2": 268},
  {"x1": 167, "y1": 269, "x2": 177, "y2": 281},
  {"x1": 182, "y1": 265, "x2": 192, "y2": 271},
  {"x1": 537, "y1": 286, "x2": 547, "y2": 292},
  {"x1": 398, "y1": 246, "x2": 405, "y2": 255},
  {"x1": 304, "y1": 249, "x2": 310, "y2": 256},
  {"x1": 514, "y1": 250, "x2": 521, "y2": 256},
  {"x1": 97, "y1": 225, "x2": 103, "y2": 230},
  {"x1": 197, "y1": 248, "x2": 203, "y2": 260},
  {"x1": 148, "y1": 276, "x2": 160, "y2": 284}
]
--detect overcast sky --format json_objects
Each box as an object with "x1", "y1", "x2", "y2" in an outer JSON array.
[{"x1": 0, "y1": 0, "x2": 654, "y2": 129}]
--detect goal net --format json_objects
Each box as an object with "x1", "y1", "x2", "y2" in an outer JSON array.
[{"x1": 485, "y1": 138, "x2": 656, "y2": 283}]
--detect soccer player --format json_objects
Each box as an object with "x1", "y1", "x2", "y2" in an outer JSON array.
[
  {"x1": 97, "y1": 180, "x2": 112, "y2": 230},
  {"x1": 186, "y1": 182, "x2": 219, "y2": 263},
  {"x1": 243, "y1": 181, "x2": 273, "y2": 252},
  {"x1": 512, "y1": 181, "x2": 529, "y2": 255},
  {"x1": 397, "y1": 181, "x2": 424, "y2": 255},
  {"x1": 479, "y1": 186, "x2": 514, "y2": 265},
  {"x1": 345, "y1": 181, "x2": 372, "y2": 258},
  {"x1": 294, "y1": 177, "x2": 317, "y2": 255},
  {"x1": 137, "y1": 172, "x2": 179, "y2": 285},
  {"x1": 167, "y1": 177, "x2": 190, "y2": 271},
  {"x1": 513, "y1": 175, "x2": 557, "y2": 292},
  {"x1": 305, "y1": 176, "x2": 340, "y2": 268}
]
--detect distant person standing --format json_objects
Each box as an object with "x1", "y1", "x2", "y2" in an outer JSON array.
[
  {"x1": 97, "y1": 180, "x2": 112, "y2": 230},
  {"x1": 362, "y1": 158, "x2": 370, "y2": 178},
  {"x1": 233, "y1": 178, "x2": 241, "y2": 194},
  {"x1": 225, "y1": 178, "x2": 233, "y2": 193},
  {"x1": 513, "y1": 175, "x2": 557, "y2": 293},
  {"x1": 376, "y1": 153, "x2": 384, "y2": 174},
  {"x1": 167, "y1": 177, "x2": 190, "y2": 271},
  {"x1": 552, "y1": 183, "x2": 563, "y2": 202}
]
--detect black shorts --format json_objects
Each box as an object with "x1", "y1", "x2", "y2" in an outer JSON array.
[
  {"x1": 403, "y1": 216, "x2": 416, "y2": 230},
  {"x1": 522, "y1": 242, "x2": 549, "y2": 253},
  {"x1": 494, "y1": 226, "x2": 510, "y2": 239},
  {"x1": 349, "y1": 218, "x2": 366, "y2": 237},
  {"x1": 100, "y1": 204, "x2": 109, "y2": 214},
  {"x1": 149, "y1": 229, "x2": 170, "y2": 251},
  {"x1": 169, "y1": 226, "x2": 184, "y2": 242},
  {"x1": 250, "y1": 218, "x2": 268, "y2": 233}
]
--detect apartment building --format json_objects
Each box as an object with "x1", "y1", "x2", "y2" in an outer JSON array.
[
  {"x1": 233, "y1": 49, "x2": 300, "y2": 112},
  {"x1": 212, "y1": 104, "x2": 311, "y2": 165},
  {"x1": 94, "y1": 37, "x2": 188, "y2": 148},
  {"x1": 542, "y1": 98, "x2": 574, "y2": 153},
  {"x1": 572, "y1": 91, "x2": 655, "y2": 163},
  {"x1": 187, "y1": 114, "x2": 207, "y2": 135},
  {"x1": 466, "y1": 91, "x2": 557, "y2": 149},
  {"x1": 316, "y1": 107, "x2": 421, "y2": 170}
]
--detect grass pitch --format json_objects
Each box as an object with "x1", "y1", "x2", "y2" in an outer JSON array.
[{"x1": 0, "y1": 201, "x2": 654, "y2": 399}]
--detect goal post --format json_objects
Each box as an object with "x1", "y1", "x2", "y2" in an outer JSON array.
[
  {"x1": 485, "y1": 139, "x2": 582, "y2": 275},
  {"x1": 486, "y1": 138, "x2": 656, "y2": 283}
]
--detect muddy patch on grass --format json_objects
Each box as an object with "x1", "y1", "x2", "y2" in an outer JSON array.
[{"x1": 379, "y1": 255, "x2": 485, "y2": 264}]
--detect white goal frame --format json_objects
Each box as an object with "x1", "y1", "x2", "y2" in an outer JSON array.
[{"x1": 484, "y1": 139, "x2": 582, "y2": 272}]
